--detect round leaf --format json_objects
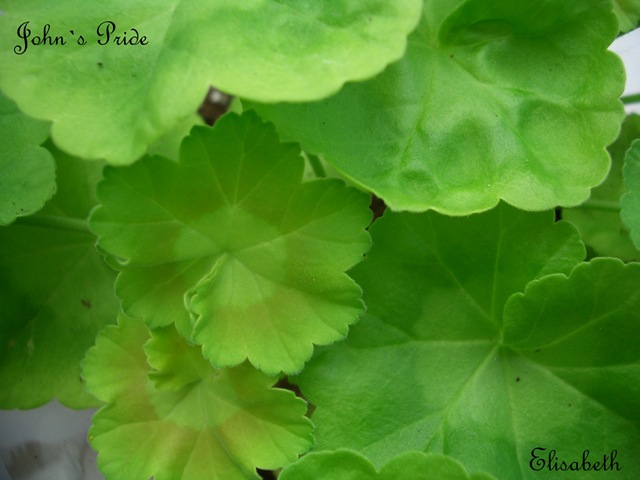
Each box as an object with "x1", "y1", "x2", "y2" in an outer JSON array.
[
  {"x1": 280, "y1": 450, "x2": 497, "y2": 480},
  {"x1": 563, "y1": 114, "x2": 640, "y2": 260},
  {"x1": 252, "y1": 0, "x2": 625, "y2": 214},
  {"x1": 0, "y1": 0, "x2": 422, "y2": 164},
  {"x1": 296, "y1": 206, "x2": 640, "y2": 478},
  {"x1": 82, "y1": 315, "x2": 313, "y2": 480},
  {"x1": 0, "y1": 91, "x2": 55, "y2": 225},
  {"x1": 89, "y1": 112, "x2": 372, "y2": 375},
  {"x1": 0, "y1": 146, "x2": 117, "y2": 409}
]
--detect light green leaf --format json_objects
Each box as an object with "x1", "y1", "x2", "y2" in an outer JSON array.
[
  {"x1": 621, "y1": 139, "x2": 640, "y2": 249},
  {"x1": 0, "y1": 0, "x2": 422, "y2": 164},
  {"x1": 297, "y1": 205, "x2": 640, "y2": 478},
  {"x1": 280, "y1": 450, "x2": 496, "y2": 480},
  {"x1": 563, "y1": 114, "x2": 640, "y2": 260},
  {"x1": 252, "y1": 0, "x2": 625, "y2": 214},
  {"x1": 613, "y1": 0, "x2": 640, "y2": 32},
  {"x1": 0, "y1": 91, "x2": 55, "y2": 225},
  {"x1": 145, "y1": 325, "x2": 217, "y2": 391},
  {"x1": 82, "y1": 315, "x2": 313, "y2": 480},
  {"x1": 89, "y1": 111, "x2": 372, "y2": 375},
  {"x1": 0, "y1": 145, "x2": 117, "y2": 409}
]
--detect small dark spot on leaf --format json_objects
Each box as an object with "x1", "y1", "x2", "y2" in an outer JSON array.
[
  {"x1": 515, "y1": 377, "x2": 520, "y2": 382},
  {"x1": 568, "y1": 403, "x2": 572, "y2": 407},
  {"x1": 535, "y1": 348, "x2": 540, "y2": 353},
  {"x1": 81, "y1": 299, "x2": 92, "y2": 309},
  {"x1": 450, "y1": 54, "x2": 454, "y2": 58},
  {"x1": 97, "y1": 62, "x2": 103, "y2": 68}
]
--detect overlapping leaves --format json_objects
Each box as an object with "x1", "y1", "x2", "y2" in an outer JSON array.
[
  {"x1": 296, "y1": 204, "x2": 640, "y2": 479},
  {"x1": 253, "y1": 0, "x2": 625, "y2": 214},
  {"x1": 280, "y1": 450, "x2": 496, "y2": 480},
  {"x1": 0, "y1": 146, "x2": 117, "y2": 409},
  {"x1": 613, "y1": 0, "x2": 640, "y2": 32},
  {"x1": 0, "y1": 0, "x2": 421, "y2": 164},
  {"x1": 82, "y1": 315, "x2": 313, "y2": 480},
  {"x1": 563, "y1": 114, "x2": 640, "y2": 260},
  {"x1": 622, "y1": 139, "x2": 640, "y2": 249},
  {"x1": 89, "y1": 111, "x2": 372, "y2": 375},
  {"x1": 0, "y1": 92, "x2": 55, "y2": 225}
]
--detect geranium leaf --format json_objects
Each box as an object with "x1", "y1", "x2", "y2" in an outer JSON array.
[
  {"x1": 0, "y1": 145, "x2": 117, "y2": 409},
  {"x1": 144, "y1": 325, "x2": 217, "y2": 391},
  {"x1": 503, "y1": 259, "x2": 640, "y2": 426},
  {"x1": 563, "y1": 114, "x2": 640, "y2": 260},
  {"x1": 621, "y1": 139, "x2": 640, "y2": 249},
  {"x1": 252, "y1": 0, "x2": 625, "y2": 214},
  {"x1": 82, "y1": 315, "x2": 313, "y2": 480},
  {"x1": 279, "y1": 450, "x2": 497, "y2": 480},
  {"x1": 0, "y1": 0, "x2": 421, "y2": 164},
  {"x1": 613, "y1": 0, "x2": 640, "y2": 32},
  {"x1": 89, "y1": 111, "x2": 371, "y2": 375},
  {"x1": 0, "y1": 91, "x2": 55, "y2": 225},
  {"x1": 296, "y1": 205, "x2": 640, "y2": 478}
]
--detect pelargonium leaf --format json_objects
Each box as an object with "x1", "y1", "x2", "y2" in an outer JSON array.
[
  {"x1": 89, "y1": 111, "x2": 372, "y2": 375},
  {"x1": 621, "y1": 139, "x2": 640, "y2": 249},
  {"x1": 0, "y1": 91, "x2": 55, "y2": 225},
  {"x1": 279, "y1": 450, "x2": 497, "y2": 480},
  {"x1": 0, "y1": 0, "x2": 422, "y2": 165},
  {"x1": 82, "y1": 315, "x2": 313, "y2": 480},
  {"x1": 144, "y1": 325, "x2": 214, "y2": 391},
  {"x1": 296, "y1": 205, "x2": 640, "y2": 478},
  {"x1": 252, "y1": 0, "x2": 625, "y2": 214},
  {"x1": 0, "y1": 145, "x2": 117, "y2": 409},
  {"x1": 613, "y1": 0, "x2": 640, "y2": 32},
  {"x1": 563, "y1": 114, "x2": 640, "y2": 260}
]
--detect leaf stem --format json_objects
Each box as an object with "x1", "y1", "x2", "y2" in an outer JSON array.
[
  {"x1": 16, "y1": 214, "x2": 90, "y2": 233},
  {"x1": 306, "y1": 154, "x2": 326, "y2": 178},
  {"x1": 621, "y1": 93, "x2": 640, "y2": 105},
  {"x1": 577, "y1": 200, "x2": 621, "y2": 212}
]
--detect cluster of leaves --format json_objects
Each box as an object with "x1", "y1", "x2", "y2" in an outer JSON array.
[{"x1": 2, "y1": 1, "x2": 640, "y2": 479}]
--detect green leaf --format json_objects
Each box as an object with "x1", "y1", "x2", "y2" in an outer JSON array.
[
  {"x1": 613, "y1": 0, "x2": 640, "y2": 32},
  {"x1": 89, "y1": 111, "x2": 372, "y2": 375},
  {"x1": 0, "y1": 0, "x2": 422, "y2": 165},
  {"x1": 563, "y1": 114, "x2": 640, "y2": 261},
  {"x1": 280, "y1": 450, "x2": 497, "y2": 480},
  {"x1": 0, "y1": 91, "x2": 55, "y2": 225},
  {"x1": 0, "y1": 145, "x2": 117, "y2": 409},
  {"x1": 622, "y1": 139, "x2": 640, "y2": 249},
  {"x1": 82, "y1": 315, "x2": 313, "y2": 480},
  {"x1": 296, "y1": 205, "x2": 640, "y2": 478},
  {"x1": 145, "y1": 325, "x2": 216, "y2": 391},
  {"x1": 252, "y1": 0, "x2": 625, "y2": 214}
]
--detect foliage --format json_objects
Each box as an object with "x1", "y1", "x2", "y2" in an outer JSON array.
[
  {"x1": 0, "y1": 92, "x2": 55, "y2": 225},
  {"x1": 296, "y1": 207, "x2": 640, "y2": 478},
  {"x1": 563, "y1": 114, "x2": 640, "y2": 260},
  {"x1": 252, "y1": 0, "x2": 625, "y2": 214},
  {"x1": 622, "y1": 139, "x2": 640, "y2": 248},
  {"x1": 89, "y1": 112, "x2": 371, "y2": 375},
  {"x1": 279, "y1": 450, "x2": 496, "y2": 480},
  {"x1": 82, "y1": 315, "x2": 313, "y2": 480},
  {"x1": 0, "y1": 0, "x2": 421, "y2": 164},
  {"x1": 0, "y1": 145, "x2": 117, "y2": 409},
  {"x1": 1, "y1": 0, "x2": 640, "y2": 479}
]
